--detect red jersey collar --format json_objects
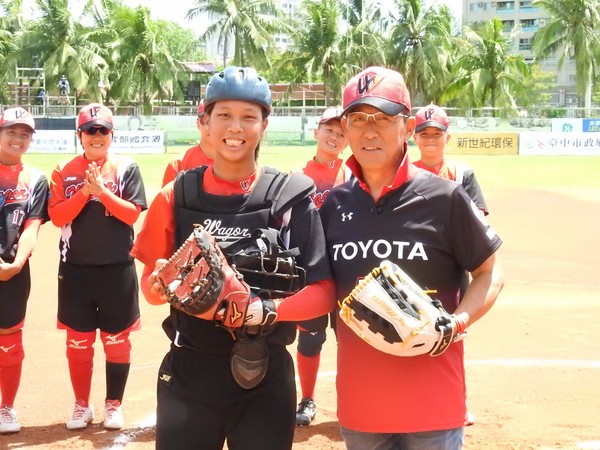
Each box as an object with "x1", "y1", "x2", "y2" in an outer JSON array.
[
  {"x1": 204, "y1": 166, "x2": 257, "y2": 195},
  {"x1": 345, "y1": 142, "x2": 418, "y2": 200}
]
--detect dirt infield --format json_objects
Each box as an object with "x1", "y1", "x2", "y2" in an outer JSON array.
[{"x1": 2, "y1": 185, "x2": 600, "y2": 449}]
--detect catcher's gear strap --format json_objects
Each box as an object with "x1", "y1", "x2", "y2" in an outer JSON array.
[{"x1": 174, "y1": 166, "x2": 315, "y2": 224}]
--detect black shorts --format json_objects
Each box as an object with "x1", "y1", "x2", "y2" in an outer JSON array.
[
  {"x1": 57, "y1": 260, "x2": 140, "y2": 333},
  {"x1": 0, "y1": 262, "x2": 31, "y2": 329},
  {"x1": 156, "y1": 345, "x2": 296, "y2": 450}
]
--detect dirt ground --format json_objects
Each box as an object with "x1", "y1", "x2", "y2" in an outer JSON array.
[{"x1": 2, "y1": 185, "x2": 600, "y2": 450}]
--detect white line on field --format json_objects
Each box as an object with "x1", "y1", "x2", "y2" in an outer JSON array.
[{"x1": 577, "y1": 441, "x2": 600, "y2": 450}]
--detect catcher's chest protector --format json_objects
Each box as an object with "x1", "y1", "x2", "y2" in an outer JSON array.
[{"x1": 173, "y1": 166, "x2": 315, "y2": 297}]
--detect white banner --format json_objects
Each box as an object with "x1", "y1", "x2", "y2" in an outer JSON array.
[
  {"x1": 75, "y1": 130, "x2": 165, "y2": 154},
  {"x1": 519, "y1": 132, "x2": 600, "y2": 155},
  {"x1": 29, "y1": 130, "x2": 75, "y2": 153},
  {"x1": 551, "y1": 118, "x2": 582, "y2": 133}
]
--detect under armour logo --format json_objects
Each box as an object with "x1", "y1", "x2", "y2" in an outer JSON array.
[
  {"x1": 0, "y1": 345, "x2": 15, "y2": 353},
  {"x1": 159, "y1": 373, "x2": 172, "y2": 382},
  {"x1": 341, "y1": 212, "x2": 354, "y2": 221},
  {"x1": 357, "y1": 74, "x2": 381, "y2": 95}
]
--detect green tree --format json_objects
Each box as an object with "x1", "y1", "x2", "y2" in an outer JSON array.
[
  {"x1": 532, "y1": 0, "x2": 600, "y2": 110},
  {"x1": 108, "y1": 5, "x2": 183, "y2": 113},
  {"x1": 274, "y1": 0, "x2": 344, "y2": 106},
  {"x1": 448, "y1": 17, "x2": 529, "y2": 115},
  {"x1": 187, "y1": 0, "x2": 286, "y2": 69},
  {"x1": 386, "y1": 0, "x2": 454, "y2": 106},
  {"x1": 339, "y1": 0, "x2": 387, "y2": 81},
  {"x1": 23, "y1": 0, "x2": 108, "y2": 100},
  {"x1": 0, "y1": 0, "x2": 31, "y2": 103}
]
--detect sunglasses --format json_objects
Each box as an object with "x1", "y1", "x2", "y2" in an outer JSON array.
[{"x1": 82, "y1": 126, "x2": 111, "y2": 136}]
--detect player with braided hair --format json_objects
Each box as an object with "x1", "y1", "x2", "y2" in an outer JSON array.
[
  {"x1": 319, "y1": 67, "x2": 504, "y2": 449},
  {"x1": 132, "y1": 66, "x2": 335, "y2": 450}
]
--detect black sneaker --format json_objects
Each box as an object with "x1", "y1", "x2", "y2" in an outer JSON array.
[{"x1": 295, "y1": 398, "x2": 316, "y2": 426}]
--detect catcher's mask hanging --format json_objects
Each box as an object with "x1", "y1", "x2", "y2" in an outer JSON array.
[{"x1": 220, "y1": 227, "x2": 306, "y2": 300}]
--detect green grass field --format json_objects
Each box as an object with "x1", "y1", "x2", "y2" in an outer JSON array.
[{"x1": 23, "y1": 145, "x2": 600, "y2": 192}]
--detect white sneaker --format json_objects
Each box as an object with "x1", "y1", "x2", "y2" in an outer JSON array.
[
  {"x1": 103, "y1": 400, "x2": 124, "y2": 430},
  {"x1": 66, "y1": 400, "x2": 94, "y2": 430},
  {"x1": 0, "y1": 406, "x2": 21, "y2": 434}
]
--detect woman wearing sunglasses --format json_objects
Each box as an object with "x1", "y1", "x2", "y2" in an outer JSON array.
[{"x1": 47, "y1": 103, "x2": 148, "y2": 431}]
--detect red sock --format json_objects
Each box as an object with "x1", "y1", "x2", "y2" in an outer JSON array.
[
  {"x1": 297, "y1": 353, "x2": 320, "y2": 400},
  {"x1": 0, "y1": 331, "x2": 24, "y2": 407},
  {"x1": 68, "y1": 359, "x2": 93, "y2": 407},
  {"x1": 0, "y1": 364, "x2": 22, "y2": 407}
]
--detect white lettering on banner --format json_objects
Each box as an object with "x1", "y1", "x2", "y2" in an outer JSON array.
[
  {"x1": 332, "y1": 240, "x2": 428, "y2": 261},
  {"x1": 202, "y1": 219, "x2": 252, "y2": 239}
]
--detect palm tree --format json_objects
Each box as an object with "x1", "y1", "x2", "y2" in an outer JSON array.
[
  {"x1": 108, "y1": 5, "x2": 183, "y2": 113},
  {"x1": 274, "y1": 0, "x2": 344, "y2": 106},
  {"x1": 22, "y1": 0, "x2": 108, "y2": 101},
  {"x1": 448, "y1": 17, "x2": 529, "y2": 115},
  {"x1": 386, "y1": 0, "x2": 454, "y2": 106},
  {"x1": 0, "y1": 0, "x2": 30, "y2": 103},
  {"x1": 340, "y1": 0, "x2": 387, "y2": 79},
  {"x1": 187, "y1": 0, "x2": 286, "y2": 69},
  {"x1": 532, "y1": 0, "x2": 600, "y2": 110}
]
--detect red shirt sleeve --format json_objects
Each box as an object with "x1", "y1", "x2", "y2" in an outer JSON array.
[{"x1": 131, "y1": 184, "x2": 176, "y2": 267}]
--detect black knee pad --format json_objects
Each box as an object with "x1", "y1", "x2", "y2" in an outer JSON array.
[{"x1": 297, "y1": 329, "x2": 326, "y2": 357}]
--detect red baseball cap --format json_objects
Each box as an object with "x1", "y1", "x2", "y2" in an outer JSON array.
[
  {"x1": 0, "y1": 107, "x2": 35, "y2": 132},
  {"x1": 318, "y1": 107, "x2": 343, "y2": 125},
  {"x1": 77, "y1": 103, "x2": 113, "y2": 131},
  {"x1": 343, "y1": 66, "x2": 411, "y2": 116},
  {"x1": 415, "y1": 104, "x2": 449, "y2": 133},
  {"x1": 197, "y1": 99, "x2": 205, "y2": 117}
]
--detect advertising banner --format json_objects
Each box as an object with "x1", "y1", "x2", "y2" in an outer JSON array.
[
  {"x1": 447, "y1": 132, "x2": 519, "y2": 155},
  {"x1": 519, "y1": 132, "x2": 600, "y2": 155}
]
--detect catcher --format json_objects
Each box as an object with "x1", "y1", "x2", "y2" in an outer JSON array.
[
  {"x1": 319, "y1": 66, "x2": 504, "y2": 449},
  {"x1": 132, "y1": 66, "x2": 335, "y2": 450}
]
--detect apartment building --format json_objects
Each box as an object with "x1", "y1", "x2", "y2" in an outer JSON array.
[{"x1": 462, "y1": 0, "x2": 578, "y2": 106}]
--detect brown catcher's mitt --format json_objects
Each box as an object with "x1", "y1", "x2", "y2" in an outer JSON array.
[{"x1": 156, "y1": 225, "x2": 252, "y2": 328}]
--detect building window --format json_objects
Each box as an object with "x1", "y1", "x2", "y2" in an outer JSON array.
[
  {"x1": 520, "y1": 19, "x2": 538, "y2": 31},
  {"x1": 519, "y1": 38, "x2": 532, "y2": 50},
  {"x1": 497, "y1": 1, "x2": 515, "y2": 12},
  {"x1": 502, "y1": 20, "x2": 515, "y2": 31}
]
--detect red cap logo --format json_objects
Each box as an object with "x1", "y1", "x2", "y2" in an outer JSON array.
[
  {"x1": 415, "y1": 104, "x2": 449, "y2": 133},
  {"x1": 0, "y1": 107, "x2": 35, "y2": 132},
  {"x1": 77, "y1": 103, "x2": 113, "y2": 131},
  {"x1": 343, "y1": 66, "x2": 411, "y2": 116}
]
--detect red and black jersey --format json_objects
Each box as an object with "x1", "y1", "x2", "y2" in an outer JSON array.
[
  {"x1": 48, "y1": 155, "x2": 147, "y2": 265},
  {"x1": 301, "y1": 157, "x2": 350, "y2": 209},
  {"x1": 133, "y1": 166, "x2": 331, "y2": 352},
  {"x1": 320, "y1": 158, "x2": 502, "y2": 433},
  {"x1": 0, "y1": 163, "x2": 49, "y2": 262},
  {"x1": 413, "y1": 159, "x2": 489, "y2": 215},
  {"x1": 161, "y1": 144, "x2": 212, "y2": 187}
]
